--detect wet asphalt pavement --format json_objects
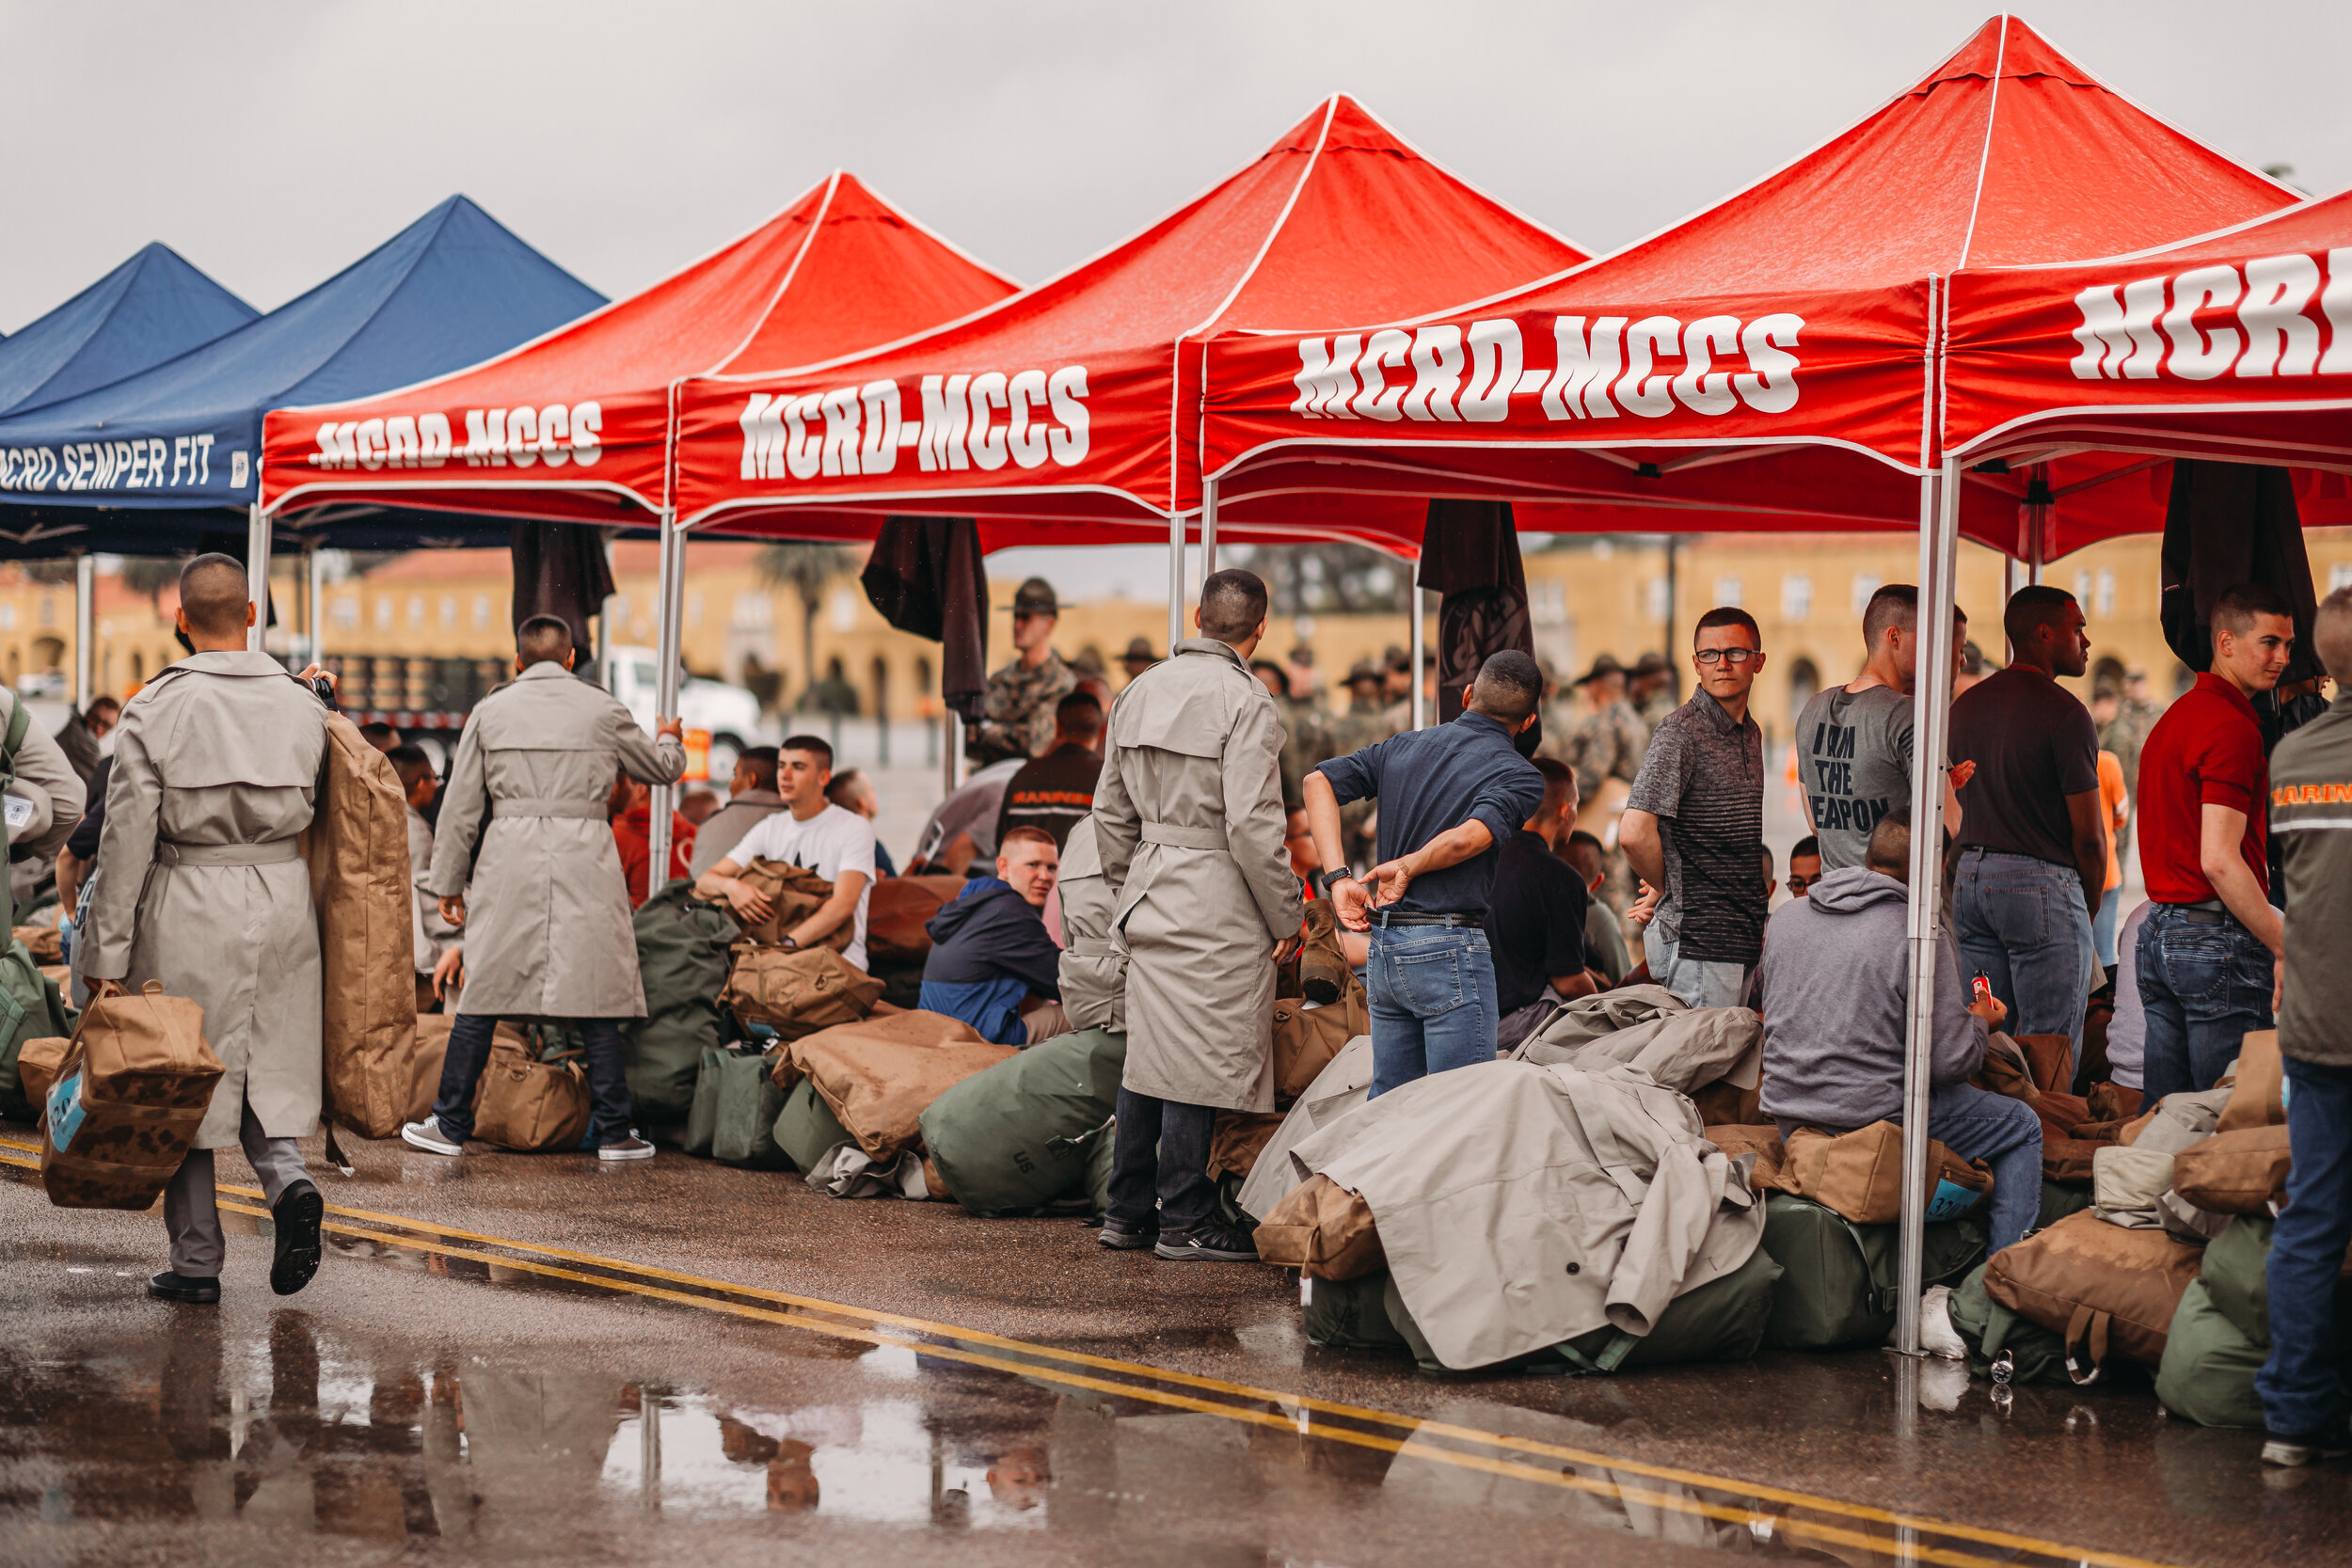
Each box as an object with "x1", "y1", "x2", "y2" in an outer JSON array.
[{"x1": 0, "y1": 1119, "x2": 2343, "y2": 1568}]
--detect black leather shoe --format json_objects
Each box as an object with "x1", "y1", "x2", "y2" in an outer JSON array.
[
  {"x1": 270, "y1": 1180, "x2": 325, "y2": 1297},
  {"x1": 1096, "y1": 1217, "x2": 1159, "y2": 1250},
  {"x1": 149, "y1": 1271, "x2": 220, "y2": 1304}
]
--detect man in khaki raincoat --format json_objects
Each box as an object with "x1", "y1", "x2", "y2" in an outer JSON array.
[
  {"x1": 404, "y1": 615, "x2": 683, "y2": 1162},
  {"x1": 1092, "y1": 568, "x2": 1302, "y2": 1261},
  {"x1": 84, "y1": 555, "x2": 331, "y2": 1305}
]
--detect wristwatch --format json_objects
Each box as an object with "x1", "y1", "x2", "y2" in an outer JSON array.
[{"x1": 1313, "y1": 867, "x2": 1356, "y2": 901}]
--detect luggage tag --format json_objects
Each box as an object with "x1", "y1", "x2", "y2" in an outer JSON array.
[
  {"x1": 1925, "y1": 1179, "x2": 1979, "y2": 1222},
  {"x1": 45, "y1": 1067, "x2": 87, "y2": 1151},
  {"x1": 2, "y1": 793, "x2": 31, "y2": 832}
]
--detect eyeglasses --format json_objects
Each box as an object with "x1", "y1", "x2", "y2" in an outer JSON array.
[
  {"x1": 1693, "y1": 647, "x2": 1759, "y2": 666},
  {"x1": 1786, "y1": 874, "x2": 1820, "y2": 894}
]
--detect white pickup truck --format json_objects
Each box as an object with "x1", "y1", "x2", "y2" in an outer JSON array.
[{"x1": 605, "y1": 646, "x2": 778, "y2": 777}]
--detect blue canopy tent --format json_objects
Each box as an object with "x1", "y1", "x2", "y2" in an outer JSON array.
[
  {"x1": 0, "y1": 197, "x2": 605, "y2": 562},
  {"x1": 0, "y1": 243, "x2": 257, "y2": 420}
]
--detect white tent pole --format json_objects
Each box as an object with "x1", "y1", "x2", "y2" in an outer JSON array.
[
  {"x1": 309, "y1": 546, "x2": 327, "y2": 666},
  {"x1": 1409, "y1": 584, "x2": 1426, "y2": 731},
  {"x1": 647, "y1": 512, "x2": 684, "y2": 890},
  {"x1": 246, "y1": 502, "x2": 272, "y2": 656},
  {"x1": 72, "y1": 554, "x2": 93, "y2": 707},
  {"x1": 1200, "y1": 477, "x2": 1218, "y2": 580},
  {"x1": 1895, "y1": 459, "x2": 1963, "y2": 1354},
  {"x1": 1167, "y1": 508, "x2": 1185, "y2": 655}
]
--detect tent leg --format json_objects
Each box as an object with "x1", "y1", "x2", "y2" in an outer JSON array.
[
  {"x1": 246, "y1": 503, "x2": 273, "y2": 657},
  {"x1": 1896, "y1": 461, "x2": 1962, "y2": 1355},
  {"x1": 1200, "y1": 478, "x2": 1218, "y2": 581},
  {"x1": 1409, "y1": 586, "x2": 1425, "y2": 731},
  {"x1": 1167, "y1": 508, "x2": 1185, "y2": 657},
  {"x1": 72, "y1": 554, "x2": 94, "y2": 708},
  {"x1": 309, "y1": 547, "x2": 327, "y2": 667},
  {"x1": 648, "y1": 512, "x2": 685, "y2": 891}
]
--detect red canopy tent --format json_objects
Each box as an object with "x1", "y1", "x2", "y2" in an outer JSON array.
[
  {"x1": 669, "y1": 93, "x2": 1591, "y2": 591},
  {"x1": 258, "y1": 171, "x2": 1017, "y2": 530},
  {"x1": 1944, "y1": 185, "x2": 2352, "y2": 558},
  {"x1": 1196, "y1": 15, "x2": 2298, "y2": 557}
]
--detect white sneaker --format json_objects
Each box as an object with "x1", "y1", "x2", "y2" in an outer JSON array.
[
  {"x1": 1919, "y1": 1284, "x2": 1968, "y2": 1359},
  {"x1": 401, "y1": 1118, "x2": 463, "y2": 1156},
  {"x1": 597, "y1": 1135, "x2": 656, "y2": 1162}
]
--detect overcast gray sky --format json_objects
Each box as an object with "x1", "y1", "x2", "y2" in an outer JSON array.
[{"x1": 4, "y1": 0, "x2": 2344, "y2": 329}]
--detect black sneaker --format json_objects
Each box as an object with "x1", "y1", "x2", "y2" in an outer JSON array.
[
  {"x1": 148, "y1": 1271, "x2": 220, "y2": 1304},
  {"x1": 1096, "y1": 1217, "x2": 1158, "y2": 1250},
  {"x1": 1154, "y1": 1222, "x2": 1259, "y2": 1262},
  {"x1": 270, "y1": 1180, "x2": 326, "y2": 1296}
]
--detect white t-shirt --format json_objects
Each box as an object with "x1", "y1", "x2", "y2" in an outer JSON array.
[{"x1": 726, "y1": 803, "x2": 878, "y2": 969}]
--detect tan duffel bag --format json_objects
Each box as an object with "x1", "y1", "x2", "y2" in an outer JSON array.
[
  {"x1": 1706, "y1": 1122, "x2": 1787, "y2": 1188},
  {"x1": 1208, "y1": 1110, "x2": 1284, "y2": 1182},
  {"x1": 1985, "y1": 1208, "x2": 2203, "y2": 1381},
  {"x1": 300, "y1": 713, "x2": 421, "y2": 1140},
  {"x1": 471, "y1": 1024, "x2": 589, "y2": 1152},
  {"x1": 734, "y1": 859, "x2": 852, "y2": 953},
  {"x1": 1272, "y1": 901, "x2": 1367, "y2": 1100},
  {"x1": 2217, "y1": 1030, "x2": 2284, "y2": 1132},
  {"x1": 1772, "y1": 1121, "x2": 1991, "y2": 1224},
  {"x1": 2171, "y1": 1126, "x2": 2291, "y2": 1216},
  {"x1": 722, "y1": 944, "x2": 883, "y2": 1039},
  {"x1": 12, "y1": 924, "x2": 61, "y2": 965},
  {"x1": 40, "y1": 982, "x2": 219, "y2": 1211},
  {"x1": 19, "y1": 1033, "x2": 71, "y2": 1109},
  {"x1": 786, "y1": 1010, "x2": 1013, "y2": 1161},
  {"x1": 1255, "y1": 1173, "x2": 1385, "y2": 1280},
  {"x1": 864, "y1": 874, "x2": 963, "y2": 967}
]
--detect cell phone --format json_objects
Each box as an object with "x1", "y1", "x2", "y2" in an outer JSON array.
[
  {"x1": 308, "y1": 674, "x2": 339, "y2": 710},
  {"x1": 1972, "y1": 974, "x2": 1993, "y2": 1007}
]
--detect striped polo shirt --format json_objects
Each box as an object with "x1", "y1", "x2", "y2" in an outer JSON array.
[{"x1": 1627, "y1": 689, "x2": 1768, "y2": 965}]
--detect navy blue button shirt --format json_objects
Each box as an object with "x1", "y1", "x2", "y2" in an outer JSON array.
[{"x1": 1314, "y1": 710, "x2": 1547, "y2": 915}]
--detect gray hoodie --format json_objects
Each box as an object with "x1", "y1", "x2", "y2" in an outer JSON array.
[{"x1": 1756, "y1": 864, "x2": 1986, "y2": 1131}]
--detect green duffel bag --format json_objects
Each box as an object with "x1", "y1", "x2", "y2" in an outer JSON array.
[
  {"x1": 711, "y1": 1053, "x2": 792, "y2": 1170},
  {"x1": 2201, "y1": 1215, "x2": 2274, "y2": 1349},
  {"x1": 2037, "y1": 1177, "x2": 2094, "y2": 1230},
  {"x1": 772, "y1": 1076, "x2": 854, "y2": 1171},
  {"x1": 0, "y1": 937, "x2": 73, "y2": 1120},
  {"x1": 2155, "y1": 1278, "x2": 2268, "y2": 1429},
  {"x1": 919, "y1": 1028, "x2": 1125, "y2": 1216},
  {"x1": 1303, "y1": 1270, "x2": 1410, "y2": 1354},
  {"x1": 1377, "y1": 1243, "x2": 1785, "y2": 1375},
  {"x1": 1074, "y1": 1118, "x2": 1116, "y2": 1217},
  {"x1": 683, "y1": 1047, "x2": 729, "y2": 1157},
  {"x1": 622, "y1": 879, "x2": 738, "y2": 1126},
  {"x1": 1760, "y1": 1194, "x2": 1989, "y2": 1352},
  {"x1": 1947, "y1": 1261, "x2": 2069, "y2": 1386}
]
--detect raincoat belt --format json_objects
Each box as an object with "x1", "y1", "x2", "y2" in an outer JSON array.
[
  {"x1": 157, "y1": 839, "x2": 301, "y2": 867},
  {"x1": 1139, "y1": 822, "x2": 1228, "y2": 851},
  {"x1": 491, "y1": 799, "x2": 609, "y2": 819}
]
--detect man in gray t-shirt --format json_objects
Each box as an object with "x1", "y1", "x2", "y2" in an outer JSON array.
[{"x1": 1798, "y1": 584, "x2": 1966, "y2": 870}]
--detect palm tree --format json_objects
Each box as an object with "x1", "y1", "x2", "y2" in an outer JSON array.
[{"x1": 755, "y1": 544, "x2": 858, "y2": 711}]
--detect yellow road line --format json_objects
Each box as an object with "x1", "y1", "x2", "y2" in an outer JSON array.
[{"x1": 0, "y1": 1137, "x2": 2180, "y2": 1568}]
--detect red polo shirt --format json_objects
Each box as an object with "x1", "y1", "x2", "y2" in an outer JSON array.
[{"x1": 2136, "y1": 673, "x2": 2267, "y2": 903}]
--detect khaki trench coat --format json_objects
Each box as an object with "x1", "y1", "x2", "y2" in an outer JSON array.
[
  {"x1": 425, "y1": 662, "x2": 684, "y2": 1019},
  {"x1": 1055, "y1": 816, "x2": 1127, "y2": 1034},
  {"x1": 1092, "y1": 638, "x2": 1302, "y2": 1111},
  {"x1": 0, "y1": 687, "x2": 86, "y2": 867},
  {"x1": 83, "y1": 653, "x2": 328, "y2": 1148},
  {"x1": 1294, "y1": 1058, "x2": 1765, "y2": 1370}
]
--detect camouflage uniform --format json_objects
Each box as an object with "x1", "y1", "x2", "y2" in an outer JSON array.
[
  {"x1": 1322, "y1": 696, "x2": 1399, "y2": 869},
  {"x1": 1274, "y1": 694, "x2": 1332, "y2": 810},
  {"x1": 968, "y1": 650, "x2": 1078, "y2": 768},
  {"x1": 1556, "y1": 699, "x2": 1650, "y2": 805}
]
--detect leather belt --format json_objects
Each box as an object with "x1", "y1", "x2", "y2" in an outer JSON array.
[
  {"x1": 1139, "y1": 822, "x2": 1228, "y2": 850},
  {"x1": 157, "y1": 839, "x2": 300, "y2": 867},
  {"x1": 492, "y1": 798, "x2": 608, "y2": 819},
  {"x1": 2161, "y1": 897, "x2": 2232, "y2": 926},
  {"x1": 1374, "y1": 910, "x2": 1481, "y2": 928}
]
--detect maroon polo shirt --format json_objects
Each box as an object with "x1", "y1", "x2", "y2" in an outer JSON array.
[{"x1": 2137, "y1": 673, "x2": 2267, "y2": 904}]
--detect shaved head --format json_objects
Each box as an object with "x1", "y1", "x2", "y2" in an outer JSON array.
[
  {"x1": 177, "y1": 553, "x2": 249, "y2": 640},
  {"x1": 2314, "y1": 588, "x2": 2352, "y2": 686},
  {"x1": 516, "y1": 614, "x2": 574, "y2": 668}
]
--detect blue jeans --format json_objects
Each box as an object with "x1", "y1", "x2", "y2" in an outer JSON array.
[
  {"x1": 2135, "y1": 904, "x2": 2274, "y2": 1105},
  {"x1": 1952, "y1": 848, "x2": 2095, "y2": 1055},
  {"x1": 2259, "y1": 1057, "x2": 2352, "y2": 1439},
  {"x1": 1647, "y1": 934, "x2": 1751, "y2": 1008},
  {"x1": 1910, "y1": 1082, "x2": 2044, "y2": 1256},
  {"x1": 2091, "y1": 889, "x2": 2121, "y2": 969},
  {"x1": 1366, "y1": 920, "x2": 1497, "y2": 1100}
]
